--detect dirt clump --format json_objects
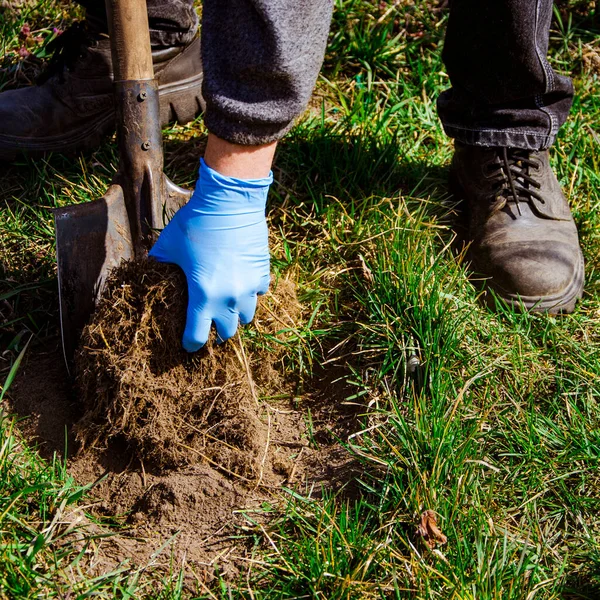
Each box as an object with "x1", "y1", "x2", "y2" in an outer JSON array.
[
  {"x1": 74, "y1": 259, "x2": 301, "y2": 480},
  {"x1": 6, "y1": 259, "x2": 361, "y2": 585}
]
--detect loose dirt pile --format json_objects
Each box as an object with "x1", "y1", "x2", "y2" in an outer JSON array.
[
  {"x1": 7, "y1": 259, "x2": 360, "y2": 585},
  {"x1": 75, "y1": 259, "x2": 302, "y2": 481}
]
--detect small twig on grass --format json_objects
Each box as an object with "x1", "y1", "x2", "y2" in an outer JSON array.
[
  {"x1": 228, "y1": 554, "x2": 293, "y2": 573},
  {"x1": 257, "y1": 521, "x2": 291, "y2": 570},
  {"x1": 568, "y1": 158, "x2": 579, "y2": 199},
  {"x1": 246, "y1": 565, "x2": 256, "y2": 600}
]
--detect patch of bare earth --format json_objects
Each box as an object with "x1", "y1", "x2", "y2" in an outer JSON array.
[
  {"x1": 7, "y1": 261, "x2": 359, "y2": 588},
  {"x1": 583, "y1": 43, "x2": 600, "y2": 76}
]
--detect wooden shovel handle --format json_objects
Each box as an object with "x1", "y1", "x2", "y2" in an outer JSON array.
[{"x1": 105, "y1": 0, "x2": 154, "y2": 81}]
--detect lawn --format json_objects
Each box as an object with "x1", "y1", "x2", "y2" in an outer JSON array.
[{"x1": 1, "y1": 0, "x2": 600, "y2": 598}]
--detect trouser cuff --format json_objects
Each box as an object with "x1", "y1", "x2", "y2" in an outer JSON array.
[
  {"x1": 204, "y1": 109, "x2": 296, "y2": 146},
  {"x1": 442, "y1": 123, "x2": 555, "y2": 151},
  {"x1": 148, "y1": 25, "x2": 198, "y2": 47},
  {"x1": 80, "y1": 0, "x2": 199, "y2": 48}
]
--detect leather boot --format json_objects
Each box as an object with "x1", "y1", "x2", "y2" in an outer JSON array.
[
  {"x1": 0, "y1": 22, "x2": 204, "y2": 160},
  {"x1": 451, "y1": 142, "x2": 584, "y2": 313}
]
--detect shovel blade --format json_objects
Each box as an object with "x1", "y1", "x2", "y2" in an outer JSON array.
[
  {"x1": 55, "y1": 183, "x2": 133, "y2": 369},
  {"x1": 54, "y1": 176, "x2": 191, "y2": 371}
]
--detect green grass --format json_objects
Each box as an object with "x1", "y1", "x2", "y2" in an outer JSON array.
[{"x1": 2, "y1": 0, "x2": 600, "y2": 597}]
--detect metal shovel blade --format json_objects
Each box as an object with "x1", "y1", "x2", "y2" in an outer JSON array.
[
  {"x1": 55, "y1": 183, "x2": 132, "y2": 370},
  {"x1": 54, "y1": 176, "x2": 190, "y2": 370}
]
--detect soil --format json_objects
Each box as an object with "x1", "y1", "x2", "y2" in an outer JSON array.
[
  {"x1": 6, "y1": 261, "x2": 361, "y2": 588},
  {"x1": 74, "y1": 260, "x2": 306, "y2": 476}
]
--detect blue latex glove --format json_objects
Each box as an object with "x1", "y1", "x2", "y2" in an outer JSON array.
[{"x1": 149, "y1": 158, "x2": 272, "y2": 351}]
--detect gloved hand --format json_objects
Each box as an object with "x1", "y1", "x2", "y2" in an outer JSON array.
[{"x1": 149, "y1": 158, "x2": 272, "y2": 352}]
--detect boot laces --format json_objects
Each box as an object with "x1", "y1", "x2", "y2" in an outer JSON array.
[
  {"x1": 36, "y1": 22, "x2": 100, "y2": 85},
  {"x1": 487, "y1": 147, "x2": 544, "y2": 216}
]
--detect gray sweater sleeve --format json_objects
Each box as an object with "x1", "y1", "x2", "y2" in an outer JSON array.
[{"x1": 201, "y1": 0, "x2": 333, "y2": 145}]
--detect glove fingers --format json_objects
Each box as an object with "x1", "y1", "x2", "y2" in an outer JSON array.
[
  {"x1": 214, "y1": 311, "x2": 240, "y2": 344},
  {"x1": 182, "y1": 286, "x2": 211, "y2": 352},
  {"x1": 257, "y1": 273, "x2": 271, "y2": 296},
  {"x1": 238, "y1": 294, "x2": 258, "y2": 325}
]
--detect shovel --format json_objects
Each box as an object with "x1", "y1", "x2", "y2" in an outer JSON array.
[{"x1": 53, "y1": 0, "x2": 191, "y2": 371}]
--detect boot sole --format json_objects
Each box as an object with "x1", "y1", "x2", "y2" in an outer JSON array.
[
  {"x1": 449, "y1": 168, "x2": 585, "y2": 315},
  {"x1": 0, "y1": 72, "x2": 204, "y2": 160},
  {"x1": 158, "y1": 72, "x2": 205, "y2": 126}
]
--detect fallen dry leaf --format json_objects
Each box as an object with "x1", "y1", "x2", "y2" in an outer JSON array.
[
  {"x1": 416, "y1": 509, "x2": 447, "y2": 549},
  {"x1": 358, "y1": 254, "x2": 374, "y2": 286}
]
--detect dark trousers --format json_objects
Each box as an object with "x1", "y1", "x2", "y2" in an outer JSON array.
[
  {"x1": 438, "y1": 0, "x2": 573, "y2": 150},
  {"x1": 79, "y1": 0, "x2": 199, "y2": 47},
  {"x1": 79, "y1": 0, "x2": 573, "y2": 149}
]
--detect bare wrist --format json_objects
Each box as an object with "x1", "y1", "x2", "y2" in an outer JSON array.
[{"x1": 204, "y1": 133, "x2": 277, "y2": 179}]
